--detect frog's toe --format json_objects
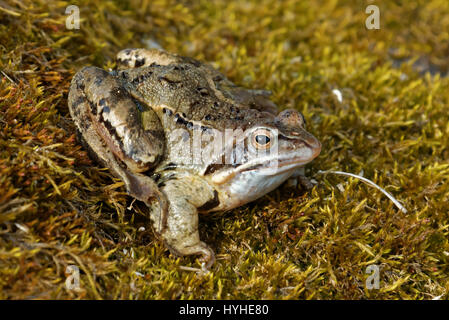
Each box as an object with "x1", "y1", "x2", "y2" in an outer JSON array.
[
  {"x1": 286, "y1": 174, "x2": 315, "y2": 190},
  {"x1": 286, "y1": 167, "x2": 316, "y2": 190},
  {"x1": 197, "y1": 242, "x2": 216, "y2": 269},
  {"x1": 294, "y1": 176, "x2": 314, "y2": 190},
  {"x1": 167, "y1": 240, "x2": 215, "y2": 269}
]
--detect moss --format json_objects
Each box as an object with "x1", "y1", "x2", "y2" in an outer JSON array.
[{"x1": 0, "y1": 0, "x2": 448, "y2": 299}]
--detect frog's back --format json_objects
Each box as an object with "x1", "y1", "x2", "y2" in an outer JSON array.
[{"x1": 121, "y1": 65, "x2": 251, "y2": 131}]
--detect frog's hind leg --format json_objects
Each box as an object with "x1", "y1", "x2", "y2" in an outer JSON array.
[
  {"x1": 68, "y1": 66, "x2": 168, "y2": 226},
  {"x1": 116, "y1": 48, "x2": 180, "y2": 69},
  {"x1": 229, "y1": 87, "x2": 279, "y2": 115}
]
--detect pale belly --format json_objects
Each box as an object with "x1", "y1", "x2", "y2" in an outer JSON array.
[{"x1": 212, "y1": 169, "x2": 296, "y2": 211}]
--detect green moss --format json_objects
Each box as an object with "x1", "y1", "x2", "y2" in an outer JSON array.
[{"x1": 0, "y1": 0, "x2": 448, "y2": 299}]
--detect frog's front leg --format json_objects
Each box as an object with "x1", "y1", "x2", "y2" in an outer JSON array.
[
  {"x1": 286, "y1": 167, "x2": 315, "y2": 190},
  {"x1": 150, "y1": 175, "x2": 216, "y2": 268},
  {"x1": 68, "y1": 67, "x2": 167, "y2": 217}
]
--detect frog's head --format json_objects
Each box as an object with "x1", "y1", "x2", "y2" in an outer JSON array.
[{"x1": 204, "y1": 109, "x2": 321, "y2": 210}]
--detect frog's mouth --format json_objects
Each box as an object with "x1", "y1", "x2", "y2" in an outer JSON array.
[
  {"x1": 243, "y1": 151, "x2": 319, "y2": 174},
  {"x1": 210, "y1": 143, "x2": 321, "y2": 185}
]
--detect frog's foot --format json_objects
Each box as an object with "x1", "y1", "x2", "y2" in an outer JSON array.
[
  {"x1": 166, "y1": 240, "x2": 216, "y2": 270},
  {"x1": 286, "y1": 167, "x2": 315, "y2": 190},
  {"x1": 116, "y1": 48, "x2": 179, "y2": 69}
]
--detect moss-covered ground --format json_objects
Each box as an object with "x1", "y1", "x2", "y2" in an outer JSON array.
[{"x1": 1, "y1": 0, "x2": 448, "y2": 299}]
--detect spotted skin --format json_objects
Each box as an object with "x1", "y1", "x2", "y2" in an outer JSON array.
[{"x1": 68, "y1": 48, "x2": 321, "y2": 268}]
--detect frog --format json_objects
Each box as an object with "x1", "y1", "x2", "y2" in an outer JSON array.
[{"x1": 68, "y1": 48, "x2": 321, "y2": 268}]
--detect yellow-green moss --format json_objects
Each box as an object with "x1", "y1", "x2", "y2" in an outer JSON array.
[{"x1": 0, "y1": 0, "x2": 448, "y2": 299}]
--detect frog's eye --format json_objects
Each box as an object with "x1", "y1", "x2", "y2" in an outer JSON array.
[{"x1": 251, "y1": 128, "x2": 273, "y2": 150}]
